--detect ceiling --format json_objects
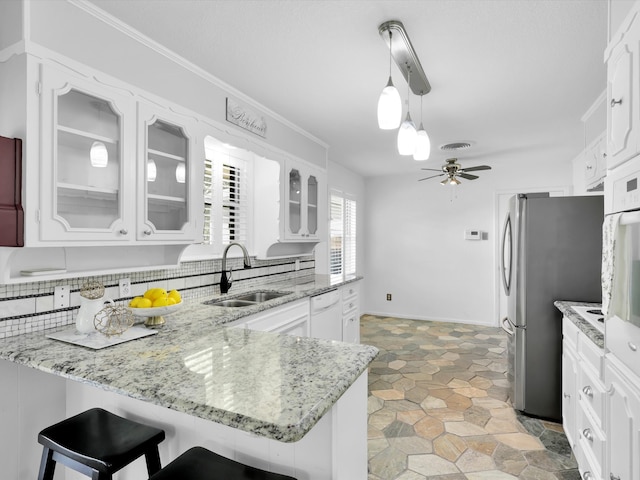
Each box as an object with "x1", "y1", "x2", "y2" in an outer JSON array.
[{"x1": 89, "y1": 0, "x2": 609, "y2": 178}]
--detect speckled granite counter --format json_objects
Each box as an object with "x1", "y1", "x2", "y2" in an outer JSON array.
[
  {"x1": 0, "y1": 274, "x2": 378, "y2": 443},
  {"x1": 554, "y1": 300, "x2": 604, "y2": 349}
]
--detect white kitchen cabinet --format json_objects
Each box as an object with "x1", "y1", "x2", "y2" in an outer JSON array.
[
  {"x1": 561, "y1": 318, "x2": 606, "y2": 480},
  {"x1": 238, "y1": 298, "x2": 310, "y2": 337},
  {"x1": 605, "y1": 355, "x2": 640, "y2": 480},
  {"x1": 136, "y1": 101, "x2": 201, "y2": 242},
  {"x1": 341, "y1": 282, "x2": 361, "y2": 344},
  {"x1": 35, "y1": 62, "x2": 202, "y2": 246},
  {"x1": 284, "y1": 161, "x2": 324, "y2": 241},
  {"x1": 39, "y1": 63, "x2": 136, "y2": 242},
  {"x1": 605, "y1": 3, "x2": 640, "y2": 169},
  {"x1": 584, "y1": 132, "x2": 607, "y2": 191}
]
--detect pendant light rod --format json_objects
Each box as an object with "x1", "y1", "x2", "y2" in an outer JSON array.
[{"x1": 379, "y1": 20, "x2": 430, "y2": 96}]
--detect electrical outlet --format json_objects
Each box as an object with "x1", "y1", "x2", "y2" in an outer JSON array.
[
  {"x1": 386, "y1": 293, "x2": 392, "y2": 301},
  {"x1": 54, "y1": 285, "x2": 70, "y2": 308},
  {"x1": 119, "y1": 278, "x2": 131, "y2": 297}
]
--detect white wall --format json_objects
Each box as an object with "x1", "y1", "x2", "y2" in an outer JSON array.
[{"x1": 363, "y1": 155, "x2": 573, "y2": 326}]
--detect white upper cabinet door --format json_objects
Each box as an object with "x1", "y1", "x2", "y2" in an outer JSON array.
[
  {"x1": 39, "y1": 64, "x2": 136, "y2": 243},
  {"x1": 607, "y1": 8, "x2": 640, "y2": 169},
  {"x1": 136, "y1": 101, "x2": 201, "y2": 242},
  {"x1": 283, "y1": 161, "x2": 325, "y2": 241}
]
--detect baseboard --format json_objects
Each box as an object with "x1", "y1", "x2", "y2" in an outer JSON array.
[{"x1": 361, "y1": 310, "x2": 497, "y2": 328}]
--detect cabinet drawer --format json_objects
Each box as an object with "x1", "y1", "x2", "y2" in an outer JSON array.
[
  {"x1": 578, "y1": 365, "x2": 605, "y2": 427},
  {"x1": 342, "y1": 284, "x2": 359, "y2": 302},
  {"x1": 578, "y1": 333, "x2": 605, "y2": 380},
  {"x1": 343, "y1": 298, "x2": 358, "y2": 315},
  {"x1": 577, "y1": 408, "x2": 606, "y2": 477}
]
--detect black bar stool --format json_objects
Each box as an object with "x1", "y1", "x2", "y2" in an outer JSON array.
[
  {"x1": 37, "y1": 408, "x2": 165, "y2": 480},
  {"x1": 148, "y1": 446, "x2": 297, "y2": 480}
]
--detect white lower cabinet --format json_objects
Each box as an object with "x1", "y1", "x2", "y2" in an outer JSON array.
[
  {"x1": 562, "y1": 318, "x2": 606, "y2": 480},
  {"x1": 605, "y1": 355, "x2": 640, "y2": 480},
  {"x1": 235, "y1": 299, "x2": 310, "y2": 337},
  {"x1": 341, "y1": 282, "x2": 360, "y2": 344}
]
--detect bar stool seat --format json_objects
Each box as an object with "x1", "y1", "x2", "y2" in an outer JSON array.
[
  {"x1": 149, "y1": 446, "x2": 297, "y2": 480},
  {"x1": 37, "y1": 408, "x2": 165, "y2": 480}
]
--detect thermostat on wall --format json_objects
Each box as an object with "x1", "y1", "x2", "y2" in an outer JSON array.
[{"x1": 464, "y1": 229, "x2": 481, "y2": 240}]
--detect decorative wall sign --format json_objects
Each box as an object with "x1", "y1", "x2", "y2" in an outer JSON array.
[{"x1": 226, "y1": 98, "x2": 267, "y2": 138}]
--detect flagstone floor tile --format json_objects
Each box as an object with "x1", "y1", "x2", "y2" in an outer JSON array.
[{"x1": 362, "y1": 315, "x2": 579, "y2": 480}]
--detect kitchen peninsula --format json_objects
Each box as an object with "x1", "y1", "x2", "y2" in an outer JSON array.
[{"x1": 0, "y1": 286, "x2": 378, "y2": 480}]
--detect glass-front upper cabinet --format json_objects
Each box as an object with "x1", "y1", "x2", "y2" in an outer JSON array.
[
  {"x1": 39, "y1": 64, "x2": 135, "y2": 242},
  {"x1": 283, "y1": 161, "x2": 322, "y2": 240},
  {"x1": 137, "y1": 102, "x2": 200, "y2": 242}
]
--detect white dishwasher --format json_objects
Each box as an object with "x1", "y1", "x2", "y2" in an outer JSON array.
[{"x1": 309, "y1": 289, "x2": 342, "y2": 341}]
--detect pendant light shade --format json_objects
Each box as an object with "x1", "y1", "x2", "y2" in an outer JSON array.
[
  {"x1": 147, "y1": 159, "x2": 157, "y2": 182},
  {"x1": 397, "y1": 111, "x2": 417, "y2": 155},
  {"x1": 90, "y1": 141, "x2": 108, "y2": 168},
  {"x1": 413, "y1": 125, "x2": 430, "y2": 160},
  {"x1": 377, "y1": 77, "x2": 402, "y2": 129}
]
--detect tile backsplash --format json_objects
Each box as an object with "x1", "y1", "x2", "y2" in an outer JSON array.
[{"x1": 0, "y1": 255, "x2": 314, "y2": 339}]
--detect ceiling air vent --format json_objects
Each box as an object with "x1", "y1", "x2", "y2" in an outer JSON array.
[{"x1": 440, "y1": 142, "x2": 472, "y2": 151}]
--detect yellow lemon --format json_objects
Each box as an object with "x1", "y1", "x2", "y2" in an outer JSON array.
[
  {"x1": 168, "y1": 290, "x2": 181, "y2": 303},
  {"x1": 152, "y1": 297, "x2": 170, "y2": 307},
  {"x1": 137, "y1": 298, "x2": 152, "y2": 308},
  {"x1": 144, "y1": 288, "x2": 167, "y2": 301},
  {"x1": 129, "y1": 297, "x2": 140, "y2": 308},
  {"x1": 166, "y1": 297, "x2": 177, "y2": 306},
  {"x1": 143, "y1": 288, "x2": 158, "y2": 300}
]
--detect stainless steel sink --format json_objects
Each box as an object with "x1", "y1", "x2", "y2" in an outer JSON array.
[
  {"x1": 204, "y1": 291, "x2": 291, "y2": 308},
  {"x1": 235, "y1": 291, "x2": 289, "y2": 303}
]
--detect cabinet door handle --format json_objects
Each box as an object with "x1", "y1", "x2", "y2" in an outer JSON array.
[
  {"x1": 629, "y1": 342, "x2": 638, "y2": 352},
  {"x1": 583, "y1": 472, "x2": 593, "y2": 480},
  {"x1": 582, "y1": 385, "x2": 593, "y2": 398},
  {"x1": 610, "y1": 474, "x2": 621, "y2": 480},
  {"x1": 582, "y1": 428, "x2": 593, "y2": 441},
  {"x1": 563, "y1": 392, "x2": 571, "y2": 399},
  {"x1": 143, "y1": 230, "x2": 152, "y2": 236},
  {"x1": 611, "y1": 98, "x2": 623, "y2": 107},
  {"x1": 586, "y1": 165, "x2": 593, "y2": 170},
  {"x1": 119, "y1": 229, "x2": 128, "y2": 235}
]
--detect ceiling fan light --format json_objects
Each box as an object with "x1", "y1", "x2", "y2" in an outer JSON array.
[
  {"x1": 413, "y1": 124, "x2": 431, "y2": 161},
  {"x1": 90, "y1": 141, "x2": 108, "y2": 168},
  {"x1": 450, "y1": 177, "x2": 461, "y2": 186},
  {"x1": 397, "y1": 112, "x2": 417, "y2": 155},
  {"x1": 377, "y1": 77, "x2": 402, "y2": 129}
]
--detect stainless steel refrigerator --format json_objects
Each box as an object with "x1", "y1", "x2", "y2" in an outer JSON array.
[{"x1": 500, "y1": 193, "x2": 603, "y2": 422}]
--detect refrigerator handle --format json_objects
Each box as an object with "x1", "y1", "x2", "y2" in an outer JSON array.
[
  {"x1": 501, "y1": 214, "x2": 512, "y2": 295},
  {"x1": 501, "y1": 317, "x2": 514, "y2": 336}
]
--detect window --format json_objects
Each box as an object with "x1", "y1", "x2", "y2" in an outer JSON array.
[
  {"x1": 203, "y1": 138, "x2": 251, "y2": 252},
  {"x1": 330, "y1": 191, "x2": 357, "y2": 277}
]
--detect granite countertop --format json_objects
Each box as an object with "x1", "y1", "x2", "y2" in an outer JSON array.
[
  {"x1": 554, "y1": 300, "x2": 604, "y2": 349},
  {"x1": 0, "y1": 275, "x2": 378, "y2": 442}
]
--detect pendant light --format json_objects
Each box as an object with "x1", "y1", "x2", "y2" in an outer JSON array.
[
  {"x1": 413, "y1": 95, "x2": 431, "y2": 161},
  {"x1": 377, "y1": 31, "x2": 402, "y2": 129},
  {"x1": 397, "y1": 68, "x2": 417, "y2": 155},
  {"x1": 147, "y1": 159, "x2": 157, "y2": 182},
  {"x1": 90, "y1": 141, "x2": 108, "y2": 168}
]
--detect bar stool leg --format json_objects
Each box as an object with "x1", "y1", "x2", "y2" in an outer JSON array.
[
  {"x1": 144, "y1": 447, "x2": 162, "y2": 476},
  {"x1": 37, "y1": 447, "x2": 56, "y2": 480}
]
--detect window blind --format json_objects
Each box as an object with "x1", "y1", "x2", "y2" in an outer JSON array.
[{"x1": 330, "y1": 194, "x2": 343, "y2": 275}]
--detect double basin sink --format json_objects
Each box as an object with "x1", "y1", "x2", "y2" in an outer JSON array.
[{"x1": 204, "y1": 290, "x2": 291, "y2": 308}]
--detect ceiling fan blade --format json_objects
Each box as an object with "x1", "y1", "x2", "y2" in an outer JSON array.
[
  {"x1": 460, "y1": 165, "x2": 491, "y2": 173},
  {"x1": 418, "y1": 173, "x2": 445, "y2": 181},
  {"x1": 420, "y1": 168, "x2": 443, "y2": 172},
  {"x1": 457, "y1": 173, "x2": 479, "y2": 180}
]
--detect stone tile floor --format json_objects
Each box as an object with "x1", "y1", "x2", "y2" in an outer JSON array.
[{"x1": 361, "y1": 315, "x2": 579, "y2": 480}]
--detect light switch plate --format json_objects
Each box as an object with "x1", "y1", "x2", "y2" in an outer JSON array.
[{"x1": 54, "y1": 286, "x2": 69, "y2": 308}]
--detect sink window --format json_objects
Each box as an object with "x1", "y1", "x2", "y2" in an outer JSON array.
[
  {"x1": 202, "y1": 136, "x2": 252, "y2": 253},
  {"x1": 330, "y1": 191, "x2": 357, "y2": 277}
]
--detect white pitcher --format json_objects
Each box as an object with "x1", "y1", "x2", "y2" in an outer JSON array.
[{"x1": 76, "y1": 296, "x2": 109, "y2": 334}]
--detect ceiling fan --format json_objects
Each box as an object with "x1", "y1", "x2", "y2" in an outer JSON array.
[{"x1": 418, "y1": 158, "x2": 492, "y2": 185}]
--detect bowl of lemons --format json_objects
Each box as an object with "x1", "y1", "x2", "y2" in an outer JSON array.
[{"x1": 128, "y1": 288, "x2": 182, "y2": 327}]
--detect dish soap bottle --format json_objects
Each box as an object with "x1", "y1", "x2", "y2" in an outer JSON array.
[{"x1": 76, "y1": 281, "x2": 108, "y2": 334}]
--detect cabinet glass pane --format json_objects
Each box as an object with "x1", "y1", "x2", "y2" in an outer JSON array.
[
  {"x1": 146, "y1": 119, "x2": 188, "y2": 231},
  {"x1": 55, "y1": 90, "x2": 120, "y2": 228},
  {"x1": 289, "y1": 168, "x2": 301, "y2": 234},
  {"x1": 307, "y1": 175, "x2": 318, "y2": 235}
]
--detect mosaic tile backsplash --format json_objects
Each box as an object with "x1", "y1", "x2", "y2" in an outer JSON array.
[{"x1": 0, "y1": 255, "x2": 314, "y2": 339}]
